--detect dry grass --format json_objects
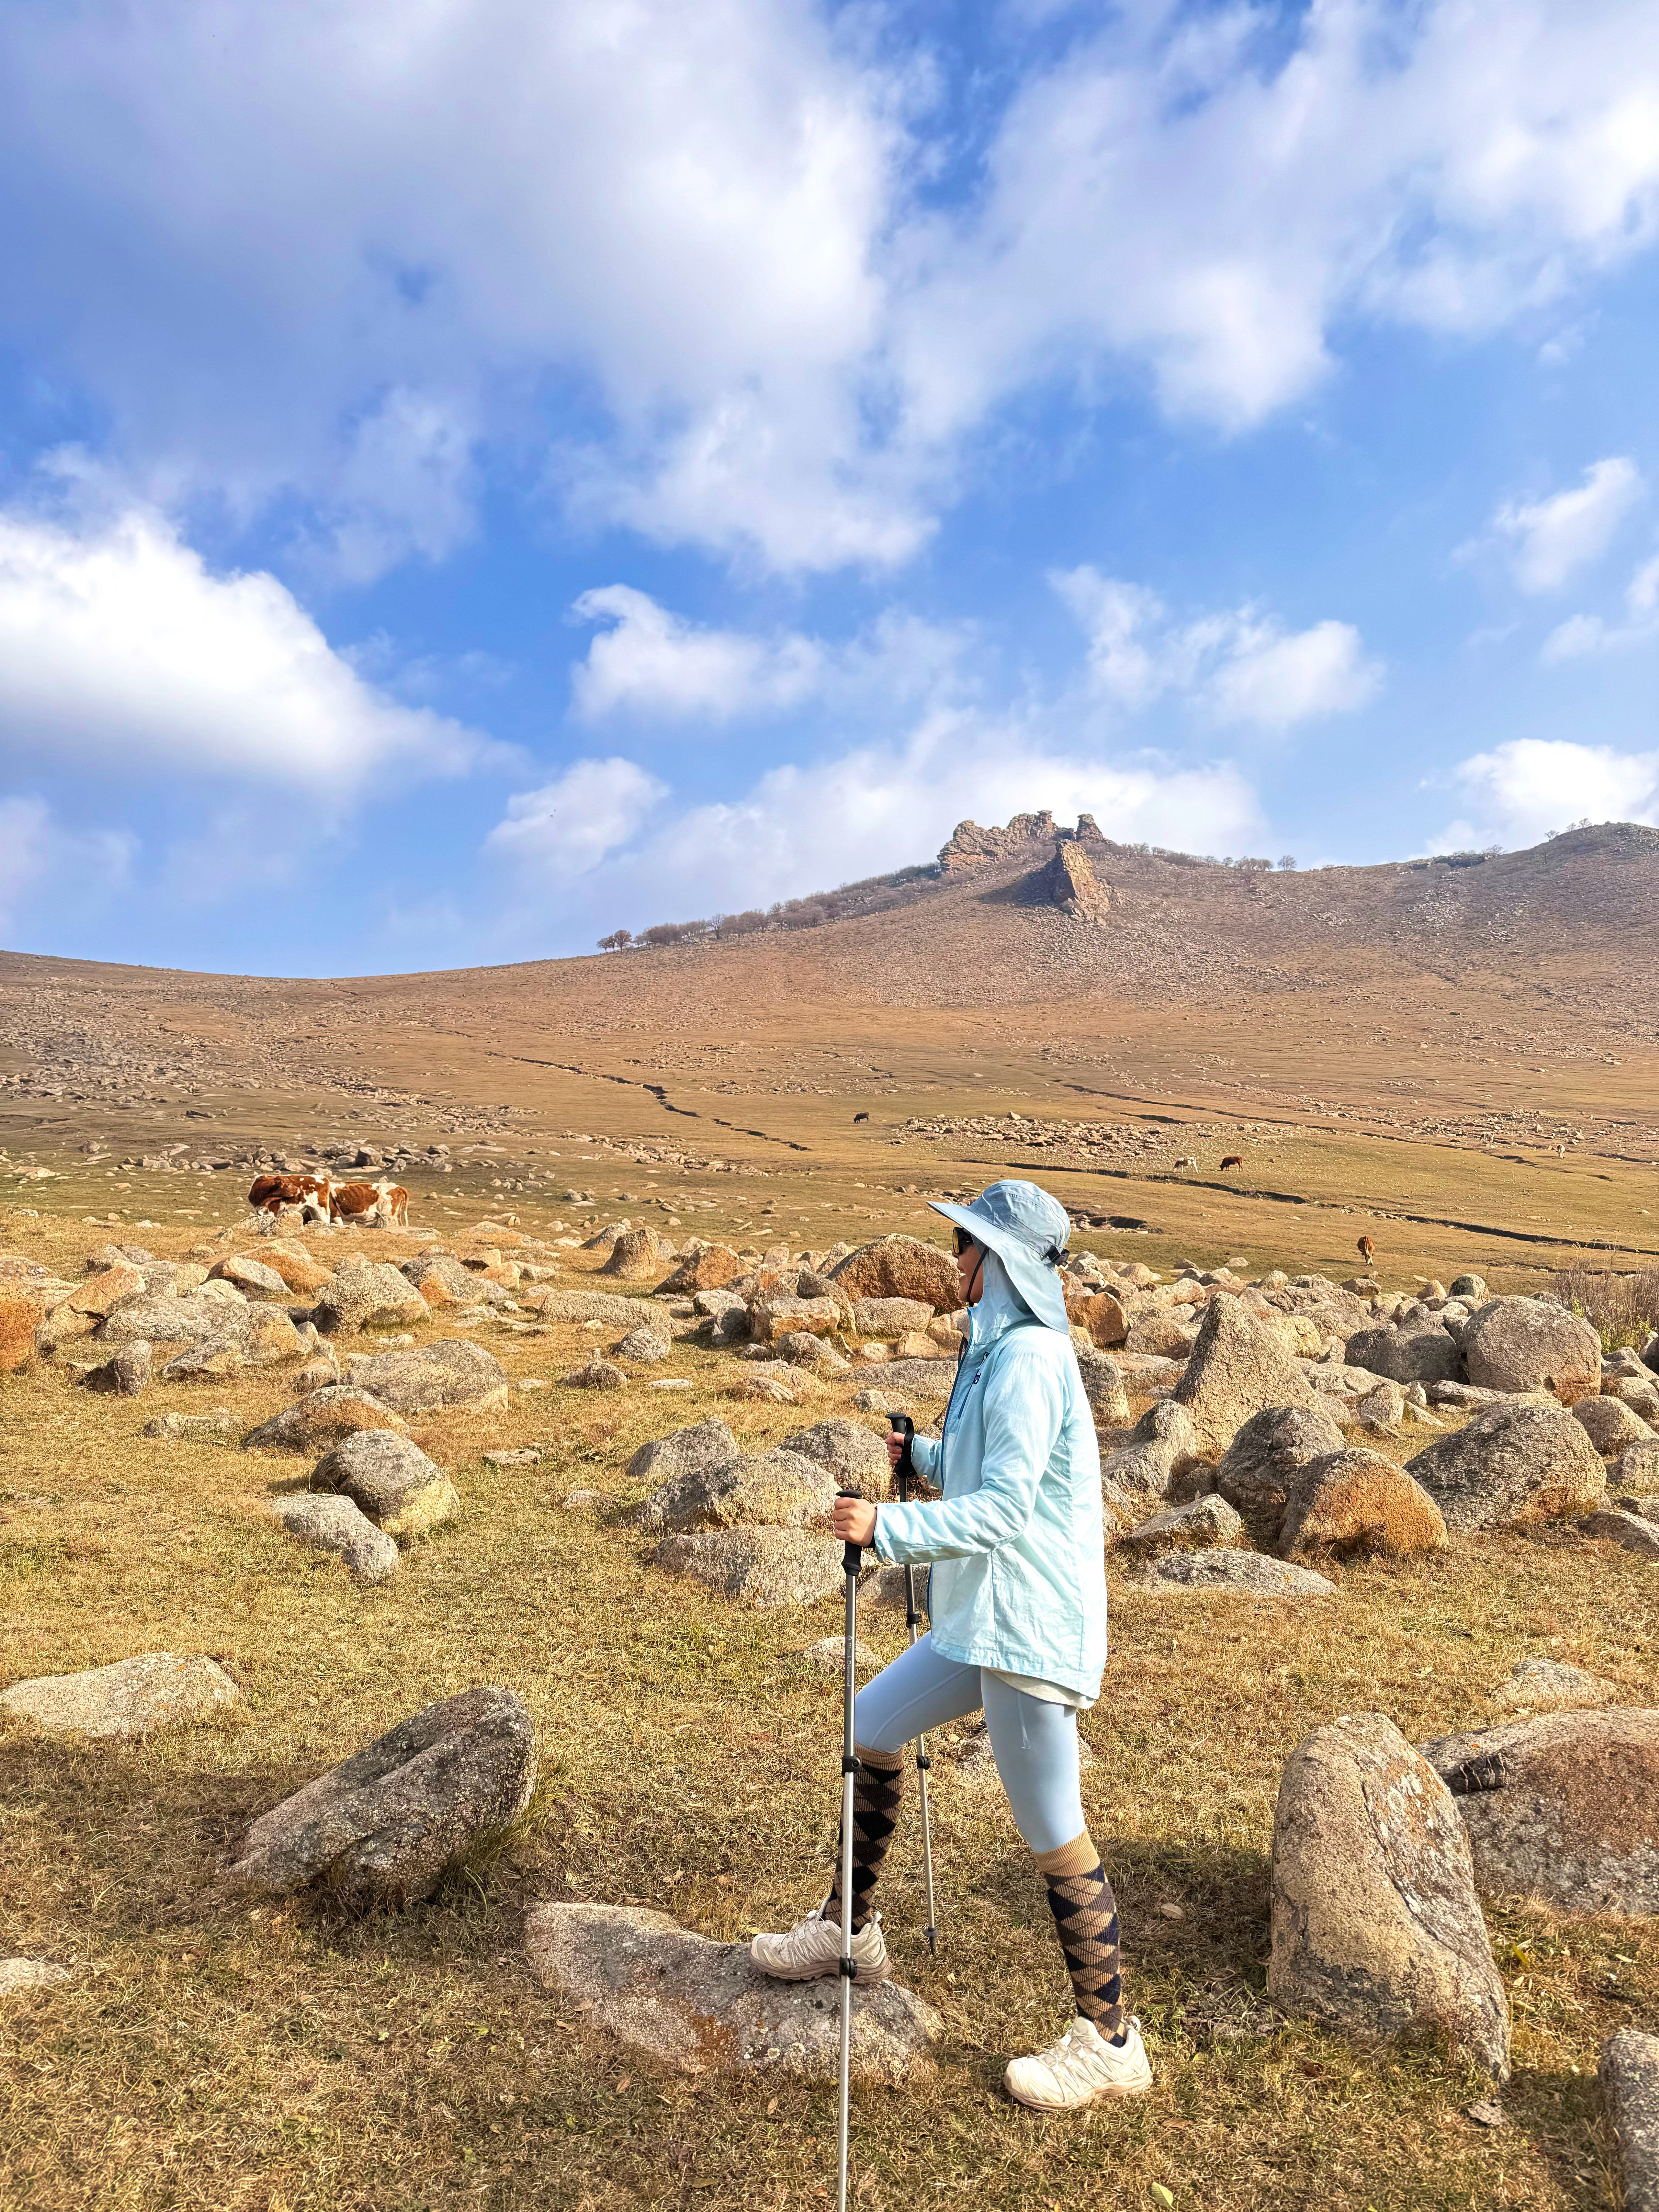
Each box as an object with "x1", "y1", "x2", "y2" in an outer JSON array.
[
  {"x1": 1549, "y1": 1265, "x2": 1659, "y2": 1353},
  {"x1": 2, "y1": 1206, "x2": 1657, "y2": 2211}
]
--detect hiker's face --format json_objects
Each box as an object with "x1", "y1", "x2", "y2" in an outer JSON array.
[{"x1": 955, "y1": 1235, "x2": 986, "y2": 1304}]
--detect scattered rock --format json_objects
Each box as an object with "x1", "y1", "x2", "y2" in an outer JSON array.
[
  {"x1": 829, "y1": 1236, "x2": 960, "y2": 1313},
  {"x1": 0, "y1": 1652, "x2": 240, "y2": 1738},
  {"x1": 525, "y1": 1903, "x2": 940, "y2": 2081},
  {"x1": 1582, "y1": 1507, "x2": 1659, "y2": 1559},
  {"x1": 1420, "y1": 1708, "x2": 1659, "y2": 1916},
  {"x1": 527, "y1": 1287, "x2": 651, "y2": 1327},
  {"x1": 1070, "y1": 1289, "x2": 1128, "y2": 1348},
  {"x1": 1575, "y1": 1395, "x2": 1655, "y2": 1455},
  {"x1": 1134, "y1": 1548, "x2": 1336, "y2": 1597},
  {"x1": 313, "y1": 1261, "x2": 431, "y2": 1335},
  {"x1": 93, "y1": 1288, "x2": 230, "y2": 1348},
  {"x1": 272, "y1": 1494, "x2": 400, "y2": 1582},
  {"x1": 402, "y1": 1250, "x2": 489, "y2": 1308},
  {"x1": 1100, "y1": 1400, "x2": 1202, "y2": 1504},
  {"x1": 1075, "y1": 1342, "x2": 1131, "y2": 1429},
  {"x1": 209, "y1": 1253, "x2": 290, "y2": 1299},
  {"x1": 1449, "y1": 1275, "x2": 1488, "y2": 1303},
  {"x1": 82, "y1": 1340, "x2": 152, "y2": 1396},
  {"x1": 852, "y1": 1296, "x2": 935, "y2": 1338},
  {"x1": 652, "y1": 1527, "x2": 844, "y2": 1607},
  {"x1": 230, "y1": 1686, "x2": 537, "y2": 1902},
  {"x1": 242, "y1": 1386, "x2": 409, "y2": 1452},
  {"x1": 1345, "y1": 1322, "x2": 1462, "y2": 1387},
  {"x1": 781, "y1": 1419, "x2": 890, "y2": 1495},
  {"x1": 1491, "y1": 1657, "x2": 1620, "y2": 1714},
  {"x1": 862, "y1": 1358, "x2": 955, "y2": 1401},
  {"x1": 634, "y1": 1448, "x2": 835, "y2": 1535},
  {"x1": 1601, "y1": 2032, "x2": 1659, "y2": 2212},
  {"x1": 1460, "y1": 1297, "x2": 1601, "y2": 1406},
  {"x1": 1279, "y1": 1449, "x2": 1449, "y2": 1563},
  {"x1": 0, "y1": 1958, "x2": 72, "y2": 1996},
  {"x1": 1125, "y1": 1309, "x2": 1200, "y2": 1360},
  {"x1": 66, "y1": 1260, "x2": 147, "y2": 1317},
  {"x1": 657, "y1": 1244, "x2": 744, "y2": 1294},
  {"x1": 870, "y1": 1563, "x2": 929, "y2": 1613},
  {"x1": 563, "y1": 1358, "x2": 627, "y2": 1390},
  {"x1": 343, "y1": 1339, "x2": 509, "y2": 1413},
  {"x1": 1216, "y1": 1401, "x2": 1347, "y2": 1515},
  {"x1": 144, "y1": 1408, "x2": 235, "y2": 1439},
  {"x1": 615, "y1": 1324, "x2": 671, "y2": 1364},
  {"x1": 627, "y1": 1420, "x2": 738, "y2": 1488},
  {"x1": 1406, "y1": 1401, "x2": 1607, "y2": 1532},
  {"x1": 1269, "y1": 1711, "x2": 1510, "y2": 2080},
  {"x1": 1173, "y1": 1296, "x2": 1321, "y2": 1459},
  {"x1": 1117, "y1": 1494, "x2": 1243, "y2": 1554},
  {"x1": 1618, "y1": 1439, "x2": 1659, "y2": 1491},
  {"x1": 801, "y1": 1634, "x2": 875, "y2": 1675},
  {"x1": 258, "y1": 1241, "x2": 335, "y2": 1295},
  {"x1": 1355, "y1": 1380, "x2": 1406, "y2": 1430},
  {"x1": 311, "y1": 1430, "x2": 459, "y2": 1538},
  {"x1": 601, "y1": 1227, "x2": 674, "y2": 1281}
]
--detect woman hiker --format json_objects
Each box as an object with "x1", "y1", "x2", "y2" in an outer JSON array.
[{"x1": 749, "y1": 1178, "x2": 1152, "y2": 2112}]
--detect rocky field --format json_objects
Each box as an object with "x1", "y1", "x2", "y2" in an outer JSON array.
[{"x1": 3, "y1": 1189, "x2": 1659, "y2": 2212}]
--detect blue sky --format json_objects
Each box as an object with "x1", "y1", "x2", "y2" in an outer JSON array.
[{"x1": 2, "y1": 0, "x2": 1658, "y2": 977}]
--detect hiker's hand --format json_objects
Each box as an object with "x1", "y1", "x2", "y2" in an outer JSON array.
[
  {"x1": 831, "y1": 1496, "x2": 878, "y2": 1547},
  {"x1": 886, "y1": 1432, "x2": 905, "y2": 1469}
]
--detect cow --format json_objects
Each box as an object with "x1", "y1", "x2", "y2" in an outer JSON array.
[
  {"x1": 330, "y1": 1178, "x2": 409, "y2": 1229},
  {"x1": 1357, "y1": 1235, "x2": 1376, "y2": 1265},
  {"x1": 377, "y1": 1181, "x2": 410, "y2": 1229},
  {"x1": 247, "y1": 1172, "x2": 331, "y2": 1223},
  {"x1": 1219, "y1": 1153, "x2": 1243, "y2": 1171},
  {"x1": 1174, "y1": 1155, "x2": 1199, "y2": 1171},
  {"x1": 852, "y1": 1112, "x2": 869, "y2": 1124}
]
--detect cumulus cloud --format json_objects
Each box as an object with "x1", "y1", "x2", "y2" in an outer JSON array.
[
  {"x1": 485, "y1": 757, "x2": 669, "y2": 875},
  {"x1": 1543, "y1": 549, "x2": 1659, "y2": 658},
  {"x1": 3, "y1": 2, "x2": 1659, "y2": 570},
  {"x1": 1436, "y1": 737, "x2": 1659, "y2": 848},
  {"x1": 1491, "y1": 457, "x2": 1643, "y2": 592},
  {"x1": 570, "y1": 586, "x2": 825, "y2": 721},
  {"x1": 0, "y1": 504, "x2": 489, "y2": 794},
  {"x1": 0, "y1": 795, "x2": 134, "y2": 929},
  {"x1": 1053, "y1": 568, "x2": 1381, "y2": 729}
]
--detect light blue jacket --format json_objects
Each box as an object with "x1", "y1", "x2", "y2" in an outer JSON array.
[{"x1": 871, "y1": 1254, "x2": 1107, "y2": 1700}]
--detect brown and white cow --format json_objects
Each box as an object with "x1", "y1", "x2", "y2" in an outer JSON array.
[
  {"x1": 247, "y1": 1172, "x2": 332, "y2": 1223},
  {"x1": 329, "y1": 1178, "x2": 409, "y2": 1228}
]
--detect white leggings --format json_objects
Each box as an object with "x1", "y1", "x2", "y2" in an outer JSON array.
[{"x1": 852, "y1": 1633, "x2": 1086, "y2": 1855}]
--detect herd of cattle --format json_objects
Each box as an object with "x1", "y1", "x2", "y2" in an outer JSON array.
[{"x1": 247, "y1": 1172, "x2": 410, "y2": 1228}]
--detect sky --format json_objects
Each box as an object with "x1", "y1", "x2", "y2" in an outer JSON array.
[{"x1": 2, "y1": 0, "x2": 1659, "y2": 977}]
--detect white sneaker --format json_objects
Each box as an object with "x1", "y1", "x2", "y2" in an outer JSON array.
[
  {"x1": 1004, "y1": 2014, "x2": 1152, "y2": 2111},
  {"x1": 749, "y1": 1908, "x2": 891, "y2": 1984}
]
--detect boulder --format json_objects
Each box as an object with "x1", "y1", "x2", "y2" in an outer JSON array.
[
  {"x1": 160, "y1": 1305, "x2": 306, "y2": 1379},
  {"x1": 776, "y1": 1330, "x2": 848, "y2": 1370},
  {"x1": 563, "y1": 1358, "x2": 627, "y2": 1390},
  {"x1": 82, "y1": 1341, "x2": 152, "y2": 1396},
  {"x1": 615, "y1": 1324, "x2": 671, "y2": 1364},
  {"x1": 230, "y1": 1685, "x2": 536, "y2": 1903},
  {"x1": 657, "y1": 1244, "x2": 744, "y2": 1295},
  {"x1": 1345, "y1": 1322, "x2": 1461, "y2": 1387},
  {"x1": 829, "y1": 1236, "x2": 961, "y2": 1313},
  {"x1": 527, "y1": 1286, "x2": 651, "y2": 1326},
  {"x1": 601, "y1": 1227, "x2": 675, "y2": 1281},
  {"x1": 209, "y1": 1253, "x2": 290, "y2": 1299},
  {"x1": 0, "y1": 1652, "x2": 240, "y2": 1738},
  {"x1": 0, "y1": 1958, "x2": 72, "y2": 1995},
  {"x1": 243, "y1": 1386, "x2": 409, "y2": 1452},
  {"x1": 144, "y1": 1408, "x2": 234, "y2": 1440},
  {"x1": 1069, "y1": 1289, "x2": 1128, "y2": 1349},
  {"x1": 1279, "y1": 1449, "x2": 1449, "y2": 1563},
  {"x1": 1492, "y1": 1657, "x2": 1620, "y2": 1714},
  {"x1": 93, "y1": 1289, "x2": 227, "y2": 1347},
  {"x1": 781, "y1": 1419, "x2": 890, "y2": 1495},
  {"x1": 1100, "y1": 1401, "x2": 1200, "y2": 1504},
  {"x1": 1460, "y1": 1297, "x2": 1601, "y2": 1405},
  {"x1": 1124, "y1": 1310, "x2": 1200, "y2": 1359},
  {"x1": 343, "y1": 1339, "x2": 509, "y2": 1413},
  {"x1": 1216, "y1": 1402, "x2": 1347, "y2": 1515},
  {"x1": 1405, "y1": 1401, "x2": 1607, "y2": 1532},
  {"x1": 65, "y1": 1260, "x2": 146, "y2": 1317},
  {"x1": 1269, "y1": 1712, "x2": 1510, "y2": 2079},
  {"x1": 652, "y1": 1527, "x2": 844, "y2": 1607},
  {"x1": 634, "y1": 1448, "x2": 835, "y2": 1535},
  {"x1": 312, "y1": 1431, "x2": 458, "y2": 1538},
  {"x1": 1075, "y1": 1342, "x2": 1130, "y2": 1429},
  {"x1": 401, "y1": 1250, "x2": 488, "y2": 1308},
  {"x1": 751, "y1": 1295, "x2": 843, "y2": 1345},
  {"x1": 314, "y1": 1262, "x2": 431, "y2": 1335},
  {"x1": 259, "y1": 1241, "x2": 335, "y2": 1295},
  {"x1": 272, "y1": 1494, "x2": 400, "y2": 1582},
  {"x1": 1619, "y1": 1438, "x2": 1659, "y2": 1491},
  {"x1": 852, "y1": 1297, "x2": 935, "y2": 1339},
  {"x1": 525, "y1": 1903, "x2": 939, "y2": 2082},
  {"x1": 1355, "y1": 1380, "x2": 1406, "y2": 1430},
  {"x1": 871, "y1": 1563, "x2": 929, "y2": 1613},
  {"x1": 626, "y1": 1420, "x2": 738, "y2": 1489},
  {"x1": 1575, "y1": 1395, "x2": 1654, "y2": 1455},
  {"x1": 864, "y1": 1358, "x2": 955, "y2": 1402},
  {"x1": 1117, "y1": 1495, "x2": 1243, "y2": 1555},
  {"x1": 1173, "y1": 1296, "x2": 1321, "y2": 1460},
  {"x1": 1135, "y1": 1547, "x2": 1335, "y2": 1596},
  {"x1": 1582, "y1": 1507, "x2": 1659, "y2": 1559},
  {"x1": 1602, "y1": 2032, "x2": 1659, "y2": 2212},
  {"x1": 1448, "y1": 1274, "x2": 1488, "y2": 1303},
  {"x1": 1420, "y1": 1709, "x2": 1659, "y2": 1916}
]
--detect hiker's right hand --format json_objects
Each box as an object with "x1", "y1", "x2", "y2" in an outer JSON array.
[{"x1": 886, "y1": 1432, "x2": 904, "y2": 1469}]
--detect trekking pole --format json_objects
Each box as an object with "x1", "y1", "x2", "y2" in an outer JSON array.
[
  {"x1": 888, "y1": 1416, "x2": 938, "y2": 1956},
  {"x1": 835, "y1": 1490, "x2": 865, "y2": 2212}
]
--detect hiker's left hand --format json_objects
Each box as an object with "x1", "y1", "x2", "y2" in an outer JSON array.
[{"x1": 831, "y1": 1496, "x2": 878, "y2": 1546}]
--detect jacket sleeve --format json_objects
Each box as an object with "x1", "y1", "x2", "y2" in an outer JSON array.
[
  {"x1": 873, "y1": 1346, "x2": 1063, "y2": 1565},
  {"x1": 908, "y1": 1432, "x2": 941, "y2": 1481}
]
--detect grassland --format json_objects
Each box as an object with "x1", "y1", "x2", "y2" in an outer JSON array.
[{"x1": 3, "y1": 1195, "x2": 1657, "y2": 2212}]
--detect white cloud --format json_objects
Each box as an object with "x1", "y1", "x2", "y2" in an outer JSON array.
[
  {"x1": 1491, "y1": 456, "x2": 1643, "y2": 592},
  {"x1": 0, "y1": 795, "x2": 134, "y2": 929},
  {"x1": 3, "y1": 2, "x2": 1659, "y2": 570},
  {"x1": 486, "y1": 757, "x2": 669, "y2": 876},
  {"x1": 1054, "y1": 568, "x2": 1381, "y2": 729},
  {"x1": 0, "y1": 503, "x2": 489, "y2": 794},
  {"x1": 570, "y1": 586, "x2": 825, "y2": 721},
  {"x1": 1542, "y1": 548, "x2": 1659, "y2": 658},
  {"x1": 1439, "y1": 737, "x2": 1659, "y2": 846}
]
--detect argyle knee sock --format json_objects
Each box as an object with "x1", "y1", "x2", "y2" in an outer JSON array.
[
  {"x1": 823, "y1": 1745, "x2": 905, "y2": 1931},
  {"x1": 1034, "y1": 1831, "x2": 1125, "y2": 2036}
]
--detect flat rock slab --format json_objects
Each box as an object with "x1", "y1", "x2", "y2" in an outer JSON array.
[
  {"x1": 0, "y1": 1652, "x2": 239, "y2": 1738},
  {"x1": 634, "y1": 1448, "x2": 835, "y2": 1536},
  {"x1": 343, "y1": 1339, "x2": 509, "y2": 1413},
  {"x1": 230, "y1": 1685, "x2": 536, "y2": 1903},
  {"x1": 1583, "y1": 1508, "x2": 1659, "y2": 1560},
  {"x1": 627, "y1": 1419, "x2": 738, "y2": 1488},
  {"x1": 525, "y1": 1903, "x2": 940, "y2": 2082},
  {"x1": 652, "y1": 1527, "x2": 844, "y2": 1607},
  {"x1": 1133, "y1": 1547, "x2": 1335, "y2": 1597},
  {"x1": 0, "y1": 1958, "x2": 72, "y2": 1995},
  {"x1": 271, "y1": 1495, "x2": 400, "y2": 1583},
  {"x1": 527, "y1": 1287, "x2": 649, "y2": 1327},
  {"x1": 243, "y1": 1386, "x2": 409, "y2": 1453},
  {"x1": 1491, "y1": 1657, "x2": 1620, "y2": 1714},
  {"x1": 1602, "y1": 2032, "x2": 1659, "y2": 2212},
  {"x1": 1419, "y1": 1708, "x2": 1659, "y2": 1915}
]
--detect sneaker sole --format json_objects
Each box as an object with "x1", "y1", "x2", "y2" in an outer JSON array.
[
  {"x1": 1005, "y1": 2071, "x2": 1153, "y2": 2112},
  {"x1": 749, "y1": 1949, "x2": 894, "y2": 1985}
]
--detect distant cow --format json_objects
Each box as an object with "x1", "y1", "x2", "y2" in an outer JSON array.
[
  {"x1": 377, "y1": 1182, "x2": 410, "y2": 1228},
  {"x1": 853, "y1": 1112, "x2": 869, "y2": 1124},
  {"x1": 330, "y1": 1177, "x2": 408, "y2": 1229},
  {"x1": 1219, "y1": 1154, "x2": 1243, "y2": 1171},
  {"x1": 1174, "y1": 1155, "x2": 1199, "y2": 1172},
  {"x1": 248, "y1": 1172, "x2": 331, "y2": 1222},
  {"x1": 1357, "y1": 1235, "x2": 1376, "y2": 1264}
]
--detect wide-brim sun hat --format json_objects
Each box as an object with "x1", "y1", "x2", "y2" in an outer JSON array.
[{"x1": 930, "y1": 1178, "x2": 1072, "y2": 1334}]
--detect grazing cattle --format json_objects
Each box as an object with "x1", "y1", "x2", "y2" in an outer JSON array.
[
  {"x1": 377, "y1": 1182, "x2": 410, "y2": 1228},
  {"x1": 1174, "y1": 1155, "x2": 1199, "y2": 1172},
  {"x1": 330, "y1": 1178, "x2": 409, "y2": 1228},
  {"x1": 247, "y1": 1172, "x2": 331, "y2": 1222},
  {"x1": 852, "y1": 1112, "x2": 869, "y2": 1124},
  {"x1": 1219, "y1": 1154, "x2": 1243, "y2": 1171},
  {"x1": 1357, "y1": 1235, "x2": 1376, "y2": 1265}
]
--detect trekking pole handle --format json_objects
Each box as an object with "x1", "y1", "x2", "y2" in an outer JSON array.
[
  {"x1": 837, "y1": 1489, "x2": 866, "y2": 1576},
  {"x1": 888, "y1": 1414, "x2": 916, "y2": 1501}
]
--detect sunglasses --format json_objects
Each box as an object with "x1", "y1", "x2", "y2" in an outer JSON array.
[{"x1": 952, "y1": 1227, "x2": 981, "y2": 1258}]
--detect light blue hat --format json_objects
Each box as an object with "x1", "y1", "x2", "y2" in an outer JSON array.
[{"x1": 930, "y1": 1178, "x2": 1072, "y2": 1334}]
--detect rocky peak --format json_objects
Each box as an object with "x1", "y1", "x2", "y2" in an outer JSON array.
[
  {"x1": 1044, "y1": 837, "x2": 1111, "y2": 922},
  {"x1": 937, "y1": 812, "x2": 1058, "y2": 873}
]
